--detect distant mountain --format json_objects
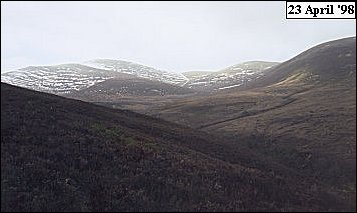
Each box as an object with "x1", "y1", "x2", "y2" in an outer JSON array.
[
  {"x1": 66, "y1": 76, "x2": 195, "y2": 102},
  {"x1": 183, "y1": 61, "x2": 279, "y2": 92},
  {"x1": 1, "y1": 59, "x2": 189, "y2": 94},
  {"x1": 84, "y1": 59, "x2": 188, "y2": 85},
  {"x1": 1, "y1": 64, "x2": 129, "y2": 94}
]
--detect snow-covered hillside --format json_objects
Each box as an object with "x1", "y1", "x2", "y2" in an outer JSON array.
[
  {"x1": 1, "y1": 60, "x2": 278, "y2": 94},
  {"x1": 1, "y1": 60, "x2": 188, "y2": 94},
  {"x1": 1, "y1": 64, "x2": 126, "y2": 94},
  {"x1": 84, "y1": 59, "x2": 188, "y2": 85},
  {"x1": 183, "y1": 61, "x2": 279, "y2": 91}
]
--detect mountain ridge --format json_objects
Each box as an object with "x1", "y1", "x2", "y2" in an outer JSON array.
[
  {"x1": 183, "y1": 61, "x2": 279, "y2": 92},
  {"x1": 244, "y1": 36, "x2": 356, "y2": 89},
  {"x1": 1, "y1": 60, "x2": 188, "y2": 94}
]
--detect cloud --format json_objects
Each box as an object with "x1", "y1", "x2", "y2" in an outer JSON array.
[{"x1": 1, "y1": 1, "x2": 356, "y2": 73}]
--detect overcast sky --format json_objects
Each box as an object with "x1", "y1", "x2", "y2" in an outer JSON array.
[{"x1": 1, "y1": 1, "x2": 356, "y2": 73}]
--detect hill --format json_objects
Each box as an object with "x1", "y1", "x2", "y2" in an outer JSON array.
[
  {"x1": 0, "y1": 64, "x2": 130, "y2": 94},
  {"x1": 84, "y1": 59, "x2": 188, "y2": 85},
  {"x1": 182, "y1": 71, "x2": 214, "y2": 79},
  {"x1": 1, "y1": 59, "x2": 189, "y2": 95},
  {"x1": 1, "y1": 83, "x2": 349, "y2": 211},
  {"x1": 141, "y1": 37, "x2": 356, "y2": 209},
  {"x1": 65, "y1": 76, "x2": 196, "y2": 103},
  {"x1": 246, "y1": 37, "x2": 356, "y2": 89},
  {"x1": 183, "y1": 61, "x2": 279, "y2": 92}
]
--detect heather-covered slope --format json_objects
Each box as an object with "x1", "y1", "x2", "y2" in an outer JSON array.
[{"x1": 1, "y1": 83, "x2": 349, "y2": 211}]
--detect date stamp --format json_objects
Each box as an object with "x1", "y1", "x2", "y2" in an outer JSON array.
[{"x1": 286, "y1": 2, "x2": 355, "y2": 19}]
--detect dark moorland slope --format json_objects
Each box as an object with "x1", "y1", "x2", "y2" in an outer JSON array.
[
  {"x1": 66, "y1": 76, "x2": 196, "y2": 102},
  {"x1": 1, "y1": 83, "x2": 352, "y2": 211},
  {"x1": 143, "y1": 37, "x2": 356, "y2": 209}
]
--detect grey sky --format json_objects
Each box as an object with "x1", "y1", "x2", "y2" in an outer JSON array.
[{"x1": 1, "y1": 1, "x2": 356, "y2": 73}]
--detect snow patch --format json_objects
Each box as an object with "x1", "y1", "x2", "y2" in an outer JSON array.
[{"x1": 218, "y1": 84, "x2": 242, "y2": 90}]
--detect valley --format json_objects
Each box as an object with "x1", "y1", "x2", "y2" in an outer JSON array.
[
  {"x1": 3, "y1": 82, "x2": 346, "y2": 211},
  {"x1": 1, "y1": 37, "x2": 356, "y2": 211}
]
